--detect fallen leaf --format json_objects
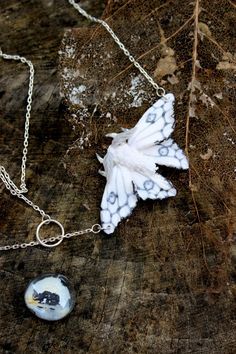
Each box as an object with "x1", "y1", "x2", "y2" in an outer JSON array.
[{"x1": 200, "y1": 148, "x2": 213, "y2": 160}]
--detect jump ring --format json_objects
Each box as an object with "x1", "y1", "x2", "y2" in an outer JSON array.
[
  {"x1": 156, "y1": 87, "x2": 166, "y2": 97},
  {"x1": 36, "y1": 219, "x2": 64, "y2": 248},
  {"x1": 91, "y1": 224, "x2": 102, "y2": 234},
  {"x1": 42, "y1": 214, "x2": 51, "y2": 223}
]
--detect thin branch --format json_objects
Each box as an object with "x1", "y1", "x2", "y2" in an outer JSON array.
[
  {"x1": 185, "y1": 0, "x2": 200, "y2": 154},
  {"x1": 227, "y1": 0, "x2": 236, "y2": 8},
  {"x1": 185, "y1": 0, "x2": 202, "y2": 226}
]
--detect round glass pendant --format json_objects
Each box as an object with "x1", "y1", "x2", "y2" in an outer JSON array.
[{"x1": 24, "y1": 274, "x2": 75, "y2": 321}]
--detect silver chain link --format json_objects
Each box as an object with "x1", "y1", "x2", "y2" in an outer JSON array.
[
  {"x1": 0, "y1": 1, "x2": 160, "y2": 250},
  {"x1": 0, "y1": 50, "x2": 105, "y2": 251},
  {"x1": 0, "y1": 165, "x2": 50, "y2": 220},
  {"x1": 0, "y1": 49, "x2": 34, "y2": 193},
  {"x1": 0, "y1": 224, "x2": 103, "y2": 251},
  {"x1": 0, "y1": 50, "x2": 50, "y2": 221},
  {"x1": 68, "y1": 0, "x2": 166, "y2": 97}
]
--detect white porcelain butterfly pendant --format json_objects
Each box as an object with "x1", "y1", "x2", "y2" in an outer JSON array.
[{"x1": 97, "y1": 93, "x2": 189, "y2": 234}]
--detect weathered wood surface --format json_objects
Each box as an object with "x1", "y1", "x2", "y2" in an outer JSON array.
[{"x1": 0, "y1": 0, "x2": 236, "y2": 353}]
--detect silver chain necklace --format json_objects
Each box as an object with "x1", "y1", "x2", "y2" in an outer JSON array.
[
  {"x1": 0, "y1": 50, "x2": 103, "y2": 249},
  {"x1": 0, "y1": 1, "x2": 189, "y2": 322},
  {"x1": 68, "y1": 1, "x2": 188, "y2": 235},
  {"x1": 68, "y1": 0, "x2": 166, "y2": 97},
  {"x1": 0, "y1": 2, "x2": 167, "y2": 251}
]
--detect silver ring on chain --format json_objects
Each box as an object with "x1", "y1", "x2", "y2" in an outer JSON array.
[
  {"x1": 42, "y1": 214, "x2": 51, "y2": 222},
  {"x1": 36, "y1": 219, "x2": 64, "y2": 248},
  {"x1": 91, "y1": 224, "x2": 102, "y2": 234},
  {"x1": 156, "y1": 87, "x2": 166, "y2": 97}
]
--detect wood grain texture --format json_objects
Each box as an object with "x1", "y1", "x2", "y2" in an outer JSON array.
[{"x1": 1, "y1": 0, "x2": 236, "y2": 353}]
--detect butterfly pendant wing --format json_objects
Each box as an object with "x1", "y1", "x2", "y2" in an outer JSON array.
[
  {"x1": 100, "y1": 165, "x2": 137, "y2": 233},
  {"x1": 99, "y1": 93, "x2": 189, "y2": 234},
  {"x1": 128, "y1": 93, "x2": 175, "y2": 149}
]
